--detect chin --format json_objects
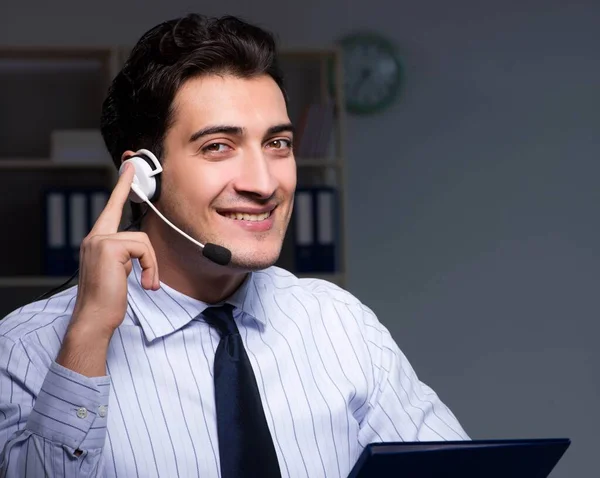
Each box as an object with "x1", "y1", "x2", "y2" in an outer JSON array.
[
  {"x1": 228, "y1": 256, "x2": 279, "y2": 272},
  {"x1": 227, "y1": 247, "x2": 281, "y2": 272}
]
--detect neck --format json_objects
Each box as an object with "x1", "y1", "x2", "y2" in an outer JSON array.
[{"x1": 141, "y1": 217, "x2": 247, "y2": 304}]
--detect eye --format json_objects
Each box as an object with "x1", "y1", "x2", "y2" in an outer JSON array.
[
  {"x1": 267, "y1": 138, "x2": 293, "y2": 150},
  {"x1": 202, "y1": 142, "x2": 231, "y2": 153}
]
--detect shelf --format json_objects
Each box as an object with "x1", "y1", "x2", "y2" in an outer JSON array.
[
  {"x1": 0, "y1": 159, "x2": 114, "y2": 170},
  {"x1": 0, "y1": 276, "x2": 73, "y2": 287},
  {"x1": 0, "y1": 46, "x2": 347, "y2": 297},
  {"x1": 0, "y1": 46, "x2": 115, "y2": 59}
]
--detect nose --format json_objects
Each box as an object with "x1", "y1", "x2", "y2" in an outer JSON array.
[{"x1": 232, "y1": 148, "x2": 278, "y2": 200}]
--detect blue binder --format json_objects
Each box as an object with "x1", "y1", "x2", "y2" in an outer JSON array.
[
  {"x1": 43, "y1": 188, "x2": 109, "y2": 276},
  {"x1": 293, "y1": 187, "x2": 339, "y2": 273}
]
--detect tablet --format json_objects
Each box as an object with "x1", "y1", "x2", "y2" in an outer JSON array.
[{"x1": 348, "y1": 438, "x2": 571, "y2": 478}]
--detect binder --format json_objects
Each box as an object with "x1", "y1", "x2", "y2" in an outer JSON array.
[
  {"x1": 43, "y1": 188, "x2": 109, "y2": 276},
  {"x1": 293, "y1": 187, "x2": 339, "y2": 273}
]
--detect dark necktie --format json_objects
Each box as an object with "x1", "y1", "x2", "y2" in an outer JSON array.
[{"x1": 202, "y1": 304, "x2": 282, "y2": 478}]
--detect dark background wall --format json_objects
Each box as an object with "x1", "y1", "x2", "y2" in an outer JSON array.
[{"x1": 2, "y1": 1, "x2": 598, "y2": 476}]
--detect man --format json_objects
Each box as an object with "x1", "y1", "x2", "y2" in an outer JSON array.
[{"x1": 0, "y1": 13, "x2": 468, "y2": 478}]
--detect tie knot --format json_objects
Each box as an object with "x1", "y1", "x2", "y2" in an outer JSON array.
[{"x1": 202, "y1": 304, "x2": 238, "y2": 338}]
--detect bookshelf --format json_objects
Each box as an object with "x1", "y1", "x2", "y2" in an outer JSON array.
[{"x1": 0, "y1": 45, "x2": 347, "y2": 316}]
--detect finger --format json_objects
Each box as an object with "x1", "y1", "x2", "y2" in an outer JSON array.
[
  {"x1": 112, "y1": 232, "x2": 160, "y2": 288},
  {"x1": 91, "y1": 162, "x2": 136, "y2": 235},
  {"x1": 111, "y1": 238, "x2": 159, "y2": 291}
]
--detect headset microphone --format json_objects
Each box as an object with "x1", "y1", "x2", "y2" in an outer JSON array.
[
  {"x1": 123, "y1": 149, "x2": 232, "y2": 266},
  {"x1": 131, "y1": 183, "x2": 231, "y2": 265}
]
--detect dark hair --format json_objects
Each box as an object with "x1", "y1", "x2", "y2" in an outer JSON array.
[{"x1": 100, "y1": 13, "x2": 287, "y2": 170}]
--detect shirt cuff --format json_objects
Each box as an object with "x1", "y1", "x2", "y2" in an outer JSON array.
[{"x1": 25, "y1": 361, "x2": 111, "y2": 452}]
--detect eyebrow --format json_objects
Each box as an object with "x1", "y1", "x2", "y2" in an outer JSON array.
[
  {"x1": 189, "y1": 125, "x2": 242, "y2": 143},
  {"x1": 188, "y1": 123, "x2": 295, "y2": 143},
  {"x1": 265, "y1": 123, "x2": 295, "y2": 137}
]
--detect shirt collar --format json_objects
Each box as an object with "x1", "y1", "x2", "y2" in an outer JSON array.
[{"x1": 126, "y1": 259, "x2": 267, "y2": 343}]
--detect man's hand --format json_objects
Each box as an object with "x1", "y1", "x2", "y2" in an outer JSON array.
[{"x1": 56, "y1": 162, "x2": 160, "y2": 376}]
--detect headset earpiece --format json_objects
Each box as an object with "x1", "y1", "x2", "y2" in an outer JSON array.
[{"x1": 118, "y1": 148, "x2": 163, "y2": 203}]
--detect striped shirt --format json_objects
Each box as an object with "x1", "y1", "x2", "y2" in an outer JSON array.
[{"x1": 0, "y1": 260, "x2": 469, "y2": 477}]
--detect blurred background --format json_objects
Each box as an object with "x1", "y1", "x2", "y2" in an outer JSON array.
[{"x1": 1, "y1": 0, "x2": 598, "y2": 476}]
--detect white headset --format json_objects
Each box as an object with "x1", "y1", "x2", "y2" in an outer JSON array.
[
  {"x1": 118, "y1": 148, "x2": 163, "y2": 204},
  {"x1": 118, "y1": 148, "x2": 212, "y2": 252}
]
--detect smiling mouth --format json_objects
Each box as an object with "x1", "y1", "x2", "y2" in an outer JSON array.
[{"x1": 219, "y1": 210, "x2": 273, "y2": 222}]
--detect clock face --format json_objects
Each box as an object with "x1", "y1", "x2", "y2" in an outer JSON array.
[{"x1": 337, "y1": 33, "x2": 402, "y2": 114}]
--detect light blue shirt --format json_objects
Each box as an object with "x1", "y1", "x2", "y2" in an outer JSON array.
[{"x1": 0, "y1": 260, "x2": 469, "y2": 477}]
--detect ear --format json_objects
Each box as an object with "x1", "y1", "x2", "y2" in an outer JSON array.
[{"x1": 121, "y1": 150, "x2": 137, "y2": 164}]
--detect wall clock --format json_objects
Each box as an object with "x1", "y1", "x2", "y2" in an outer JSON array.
[{"x1": 334, "y1": 32, "x2": 403, "y2": 115}]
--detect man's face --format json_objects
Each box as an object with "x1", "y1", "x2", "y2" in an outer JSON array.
[{"x1": 159, "y1": 73, "x2": 296, "y2": 271}]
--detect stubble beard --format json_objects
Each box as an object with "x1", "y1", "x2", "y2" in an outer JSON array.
[{"x1": 157, "y1": 204, "x2": 288, "y2": 272}]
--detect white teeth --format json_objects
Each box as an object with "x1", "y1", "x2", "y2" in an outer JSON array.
[{"x1": 222, "y1": 211, "x2": 271, "y2": 221}]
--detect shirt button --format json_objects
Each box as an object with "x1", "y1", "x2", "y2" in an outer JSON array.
[
  {"x1": 98, "y1": 405, "x2": 108, "y2": 418},
  {"x1": 76, "y1": 407, "x2": 88, "y2": 419}
]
